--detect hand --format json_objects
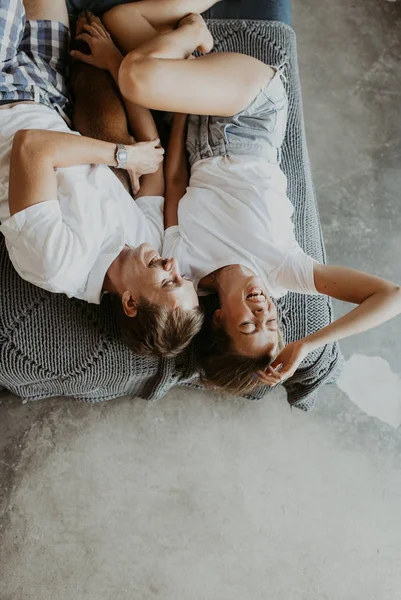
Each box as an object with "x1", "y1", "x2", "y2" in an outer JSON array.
[
  {"x1": 126, "y1": 139, "x2": 165, "y2": 195},
  {"x1": 255, "y1": 340, "x2": 310, "y2": 386},
  {"x1": 71, "y1": 21, "x2": 123, "y2": 73}
]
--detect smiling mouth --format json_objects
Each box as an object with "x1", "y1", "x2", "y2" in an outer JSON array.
[
  {"x1": 148, "y1": 253, "x2": 161, "y2": 267},
  {"x1": 246, "y1": 288, "x2": 267, "y2": 303}
]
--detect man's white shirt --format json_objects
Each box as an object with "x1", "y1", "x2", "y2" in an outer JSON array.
[{"x1": 0, "y1": 103, "x2": 163, "y2": 304}]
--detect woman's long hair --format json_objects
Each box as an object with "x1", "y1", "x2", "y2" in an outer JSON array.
[{"x1": 197, "y1": 295, "x2": 285, "y2": 395}]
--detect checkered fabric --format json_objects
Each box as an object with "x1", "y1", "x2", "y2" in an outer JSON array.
[{"x1": 0, "y1": 0, "x2": 70, "y2": 117}]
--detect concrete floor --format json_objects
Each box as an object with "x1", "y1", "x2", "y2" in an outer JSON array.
[{"x1": 1, "y1": 0, "x2": 401, "y2": 598}]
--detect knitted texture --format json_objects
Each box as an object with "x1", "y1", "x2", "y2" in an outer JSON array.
[{"x1": 0, "y1": 20, "x2": 342, "y2": 410}]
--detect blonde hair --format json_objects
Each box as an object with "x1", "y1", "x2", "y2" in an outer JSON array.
[{"x1": 116, "y1": 297, "x2": 204, "y2": 358}]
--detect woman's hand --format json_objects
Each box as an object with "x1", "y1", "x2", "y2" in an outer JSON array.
[
  {"x1": 255, "y1": 340, "x2": 310, "y2": 386},
  {"x1": 71, "y1": 21, "x2": 123, "y2": 74},
  {"x1": 126, "y1": 139, "x2": 165, "y2": 195}
]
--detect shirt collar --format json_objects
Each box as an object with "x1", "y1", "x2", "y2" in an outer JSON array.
[{"x1": 85, "y1": 245, "x2": 124, "y2": 304}]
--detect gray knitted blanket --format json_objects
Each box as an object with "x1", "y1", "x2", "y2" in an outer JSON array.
[{"x1": 0, "y1": 20, "x2": 342, "y2": 411}]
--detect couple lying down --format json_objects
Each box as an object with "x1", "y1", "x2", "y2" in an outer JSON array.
[{"x1": 0, "y1": 0, "x2": 400, "y2": 395}]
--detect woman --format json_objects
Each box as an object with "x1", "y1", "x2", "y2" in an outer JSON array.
[{"x1": 73, "y1": 4, "x2": 401, "y2": 393}]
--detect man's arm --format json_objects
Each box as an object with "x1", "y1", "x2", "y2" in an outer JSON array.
[
  {"x1": 9, "y1": 129, "x2": 163, "y2": 216},
  {"x1": 71, "y1": 20, "x2": 164, "y2": 198},
  {"x1": 257, "y1": 263, "x2": 401, "y2": 385},
  {"x1": 164, "y1": 113, "x2": 189, "y2": 229}
]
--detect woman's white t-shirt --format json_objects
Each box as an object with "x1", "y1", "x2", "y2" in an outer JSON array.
[{"x1": 162, "y1": 155, "x2": 319, "y2": 298}]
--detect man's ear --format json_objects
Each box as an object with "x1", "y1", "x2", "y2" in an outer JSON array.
[
  {"x1": 122, "y1": 291, "x2": 138, "y2": 318},
  {"x1": 212, "y1": 308, "x2": 222, "y2": 328}
]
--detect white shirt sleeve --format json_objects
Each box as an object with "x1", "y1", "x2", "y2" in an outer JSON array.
[
  {"x1": 135, "y1": 196, "x2": 164, "y2": 251},
  {"x1": 162, "y1": 225, "x2": 181, "y2": 257},
  {"x1": 0, "y1": 201, "x2": 97, "y2": 297},
  {"x1": 272, "y1": 249, "x2": 320, "y2": 295}
]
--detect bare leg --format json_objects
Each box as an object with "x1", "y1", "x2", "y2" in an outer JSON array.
[
  {"x1": 23, "y1": 0, "x2": 68, "y2": 26},
  {"x1": 103, "y1": 0, "x2": 221, "y2": 53},
  {"x1": 102, "y1": 1, "x2": 221, "y2": 196},
  {"x1": 119, "y1": 14, "x2": 274, "y2": 117}
]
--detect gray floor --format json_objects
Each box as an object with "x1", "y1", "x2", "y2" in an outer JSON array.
[{"x1": 1, "y1": 1, "x2": 401, "y2": 598}]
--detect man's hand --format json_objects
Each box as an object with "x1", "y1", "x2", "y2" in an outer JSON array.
[
  {"x1": 126, "y1": 139, "x2": 165, "y2": 195},
  {"x1": 71, "y1": 21, "x2": 123, "y2": 74},
  {"x1": 255, "y1": 340, "x2": 310, "y2": 386}
]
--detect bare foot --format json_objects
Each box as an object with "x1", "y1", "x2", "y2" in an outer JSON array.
[{"x1": 178, "y1": 13, "x2": 214, "y2": 54}]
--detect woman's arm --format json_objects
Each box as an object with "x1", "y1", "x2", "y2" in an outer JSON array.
[
  {"x1": 9, "y1": 129, "x2": 163, "y2": 216},
  {"x1": 307, "y1": 264, "x2": 401, "y2": 347},
  {"x1": 164, "y1": 113, "x2": 189, "y2": 229},
  {"x1": 257, "y1": 263, "x2": 401, "y2": 385}
]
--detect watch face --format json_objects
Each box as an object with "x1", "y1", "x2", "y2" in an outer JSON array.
[{"x1": 118, "y1": 150, "x2": 128, "y2": 162}]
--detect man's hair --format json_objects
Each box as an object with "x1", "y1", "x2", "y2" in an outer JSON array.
[
  {"x1": 115, "y1": 297, "x2": 204, "y2": 358},
  {"x1": 197, "y1": 318, "x2": 285, "y2": 396}
]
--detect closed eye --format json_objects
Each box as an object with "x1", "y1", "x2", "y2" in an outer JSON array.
[
  {"x1": 162, "y1": 277, "x2": 183, "y2": 289},
  {"x1": 240, "y1": 318, "x2": 277, "y2": 335},
  {"x1": 240, "y1": 322, "x2": 256, "y2": 334}
]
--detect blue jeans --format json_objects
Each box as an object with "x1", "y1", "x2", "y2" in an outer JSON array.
[
  {"x1": 187, "y1": 69, "x2": 289, "y2": 167},
  {"x1": 66, "y1": 0, "x2": 292, "y2": 26}
]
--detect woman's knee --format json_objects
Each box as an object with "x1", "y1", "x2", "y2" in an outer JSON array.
[
  {"x1": 118, "y1": 51, "x2": 155, "y2": 105},
  {"x1": 102, "y1": 3, "x2": 139, "y2": 36}
]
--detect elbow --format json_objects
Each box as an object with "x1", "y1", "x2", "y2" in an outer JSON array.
[
  {"x1": 386, "y1": 283, "x2": 401, "y2": 297},
  {"x1": 166, "y1": 175, "x2": 188, "y2": 188},
  {"x1": 165, "y1": 159, "x2": 188, "y2": 185},
  {"x1": 12, "y1": 129, "x2": 43, "y2": 161},
  {"x1": 393, "y1": 285, "x2": 401, "y2": 308},
  {"x1": 380, "y1": 284, "x2": 401, "y2": 313},
  {"x1": 165, "y1": 165, "x2": 188, "y2": 188}
]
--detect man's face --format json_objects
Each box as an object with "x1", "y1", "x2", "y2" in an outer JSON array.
[{"x1": 124, "y1": 243, "x2": 199, "y2": 313}]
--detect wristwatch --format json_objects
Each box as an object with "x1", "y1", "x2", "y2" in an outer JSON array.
[{"x1": 115, "y1": 143, "x2": 128, "y2": 169}]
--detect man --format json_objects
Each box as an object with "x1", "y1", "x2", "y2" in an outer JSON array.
[{"x1": 0, "y1": 0, "x2": 203, "y2": 357}]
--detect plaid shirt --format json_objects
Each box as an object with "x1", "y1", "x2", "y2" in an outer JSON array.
[{"x1": 0, "y1": 0, "x2": 70, "y2": 118}]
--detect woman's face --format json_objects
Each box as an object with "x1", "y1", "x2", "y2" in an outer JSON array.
[{"x1": 213, "y1": 273, "x2": 279, "y2": 357}]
